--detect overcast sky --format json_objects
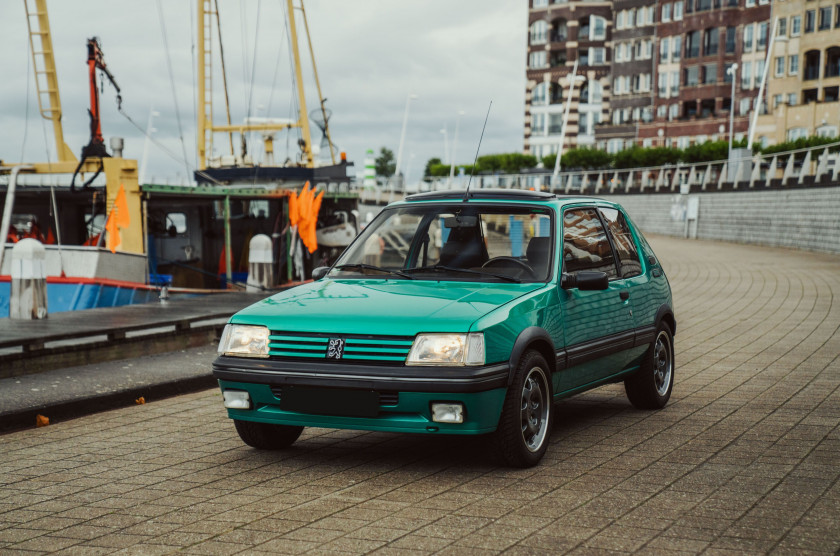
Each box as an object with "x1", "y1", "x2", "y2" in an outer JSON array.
[{"x1": 0, "y1": 1, "x2": 527, "y2": 185}]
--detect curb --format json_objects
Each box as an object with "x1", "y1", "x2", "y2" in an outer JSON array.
[{"x1": 0, "y1": 374, "x2": 218, "y2": 434}]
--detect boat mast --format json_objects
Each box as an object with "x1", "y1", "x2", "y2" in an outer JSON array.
[
  {"x1": 287, "y1": 0, "x2": 314, "y2": 168},
  {"x1": 23, "y1": 0, "x2": 76, "y2": 163},
  {"x1": 299, "y1": 1, "x2": 335, "y2": 164},
  {"x1": 196, "y1": 0, "x2": 315, "y2": 169}
]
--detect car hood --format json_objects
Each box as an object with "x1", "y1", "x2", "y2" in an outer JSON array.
[{"x1": 230, "y1": 278, "x2": 545, "y2": 335}]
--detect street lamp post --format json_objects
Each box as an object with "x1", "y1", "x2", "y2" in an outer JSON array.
[
  {"x1": 449, "y1": 110, "x2": 465, "y2": 185},
  {"x1": 394, "y1": 93, "x2": 418, "y2": 182},
  {"x1": 440, "y1": 127, "x2": 449, "y2": 166},
  {"x1": 727, "y1": 63, "x2": 739, "y2": 157}
]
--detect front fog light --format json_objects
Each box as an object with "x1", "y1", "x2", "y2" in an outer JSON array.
[
  {"x1": 223, "y1": 390, "x2": 251, "y2": 409},
  {"x1": 431, "y1": 403, "x2": 464, "y2": 424}
]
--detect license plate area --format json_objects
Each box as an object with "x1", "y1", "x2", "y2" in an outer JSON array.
[{"x1": 280, "y1": 386, "x2": 379, "y2": 418}]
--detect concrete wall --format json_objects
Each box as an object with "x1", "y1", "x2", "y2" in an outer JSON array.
[{"x1": 603, "y1": 187, "x2": 840, "y2": 255}]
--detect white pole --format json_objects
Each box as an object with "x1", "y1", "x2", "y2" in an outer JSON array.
[
  {"x1": 394, "y1": 93, "x2": 417, "y2": 179},
  {"x1": 554, "y1": 59, "x2": 580, "y2": 176},
  {"x1": 747, "y1": 17, "x2": 778, "y2": 150},
  {"x1": 727, "y1": 63, "x2": 739, "y2": 156},
  {"x1": 0, "y1": 166, "x2": 32, "y2": 273},
  {"x1": 449, "y1": 110, "x2": 464, "y2": 185}
]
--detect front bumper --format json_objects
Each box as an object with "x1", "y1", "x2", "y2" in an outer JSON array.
[{"x1": 213, "y1": 356, "x2": 510, "y2": 434}]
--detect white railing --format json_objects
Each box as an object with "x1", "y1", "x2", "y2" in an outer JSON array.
[{"x1": 366, "y1": 140, "x2": 840, "y2": 198}]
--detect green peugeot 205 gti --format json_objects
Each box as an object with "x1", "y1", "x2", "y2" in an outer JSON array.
[{"x1": 213, "y1": 189, "x2": 675, "y2": 467}]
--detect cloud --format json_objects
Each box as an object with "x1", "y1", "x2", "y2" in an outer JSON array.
[{"x1": 0, "y1": 0, "x2": 527, "y2": 183}]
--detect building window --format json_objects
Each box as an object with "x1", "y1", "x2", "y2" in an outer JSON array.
[
  {"x1": 805, "y1": 10, "x2": 815, "y2": 33},
  {"x1": 658, "y1": 73, "x2": 668, "y2": 97},
  {"x1": 617, "y1": 10, "x2": 626, "y2": 29},
  {"x1": 743, "y1": 24, "x2": 754, "y2": 53},
  {"x1": 685, "y1": 66, "x2": 699, "y2": 86},
  {"x1": 533, "y1": 0, "x2": 548, "y2": 7},
  {"x1": 787, "y1": 127, "x2": 807, "y2": 141},
  {"x1": 532, "y1": 82, "x2": 547, "y2": 104},
  {"x1": 820, "y1": 7, "x2": 832, "y2": 30},
  {"x1": 724, "y1": 62, "x2": 735, "y2": 83},
  {"x1": 590, "y1": 16, "x2": 607, "y2": 40},
  {"x1": 804, "y1": 50, "x2": 820, "y2": 80},
  {"x1": 674, "y1": 1, "x2": 683, "y2": 20},
  {"x1": 790, "y1": 54, "x2": 799, "y2": 75},
  {"x1": 824, "y1": 86, "x2": 839, "y2": 102},
  {"x1": 670, "y1": 71, "x2": 680, "y2": 96},
  {"x1": 552, "y1": 19, "x2": 568, "y2": 42},
  {"x1": 697, "y1": 0, "x2": 712, "y2": 11},
  {"x1": 778, "y1": 18, "x2": 787, "y2": 37},
  {"x1": 817, "y1": 124, "x2": 838, "y2": 137},
  {"x1": 792, "y1": 15, "x2": 801, "y2": 36},
  {"x1": 788, "y1": 92, "x2": 797, "y2": 105},
  {"x1": 529, "y1": 51, "x2": 547, "y2": 68},
  {"x1": 647, "y1": 6, "x2": 655, "y2": 24},
  {"x1": 725, "y1": 27, "x2": 735, "y2": 54},
  {"x1": 746, "y1": 0, "x2": 755, "y2": 6},
  {"x1": 755, "y1": 59, "x2": 765, "y2": 83},
  {"x1": 826, "y1": 47, "x2": 840, "y2": 78},
  {"x1": 757, "y1": 22, "x2": 768, "y2": 49},
  {"x1": 662, "y1": 3, "x2": 672, "y2": 21},
  {"x1": 836, "y1": 5, "x2": 840, "y2": 28},
  {"x1": 803, "y1": 88, "x2": 818, "y2": 103},
  {"x1": 589, "y1": 47, "x2": 606, "y2": 65},
  {"x1": 627, "y1": 9, "x2": 636, "y2": 28},
  {"x1": 704, "y1": 63, "x2": 718, "y2": 84},
  {"x1": 775, "y1": 56, "x2": 785, "y2": 76},
  {"x1": 739, "y1": 98, "x2": 751, "y2": 115},
  {"x1": 773, "y1": 93, "x2": 783, "y2": 108},
  {"x1": 686, "y1": 30, "x2": 700, "y2": 58},
  {"x1": 742, "y1": 61, "x2": 752, "y2": 88},
  {"x1": 704, "y1": 28, "x2": 719, "y2": 55},
  {"x1": 657, "y1": 105, "x2": 667, "y2": 118},
  {"x1": 530, "y1": 21, "x2": 548, "y2": 45},
  {"x1": 672, "y1": 35, "x2": 682, "y2": 61},
  {"x1": 531, "y1": 113, "x2": 546, "y2": 134},
  {"x1": 660, "y1": 37, "x2": 670, "y2": 62},
  {"x1": 669, "y1": 103, "x2": 679, "y2": 120}
]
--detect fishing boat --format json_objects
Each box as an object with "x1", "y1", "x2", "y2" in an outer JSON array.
[{"x1": 0, "y1": 0, "x2": 358, "y2": 314}]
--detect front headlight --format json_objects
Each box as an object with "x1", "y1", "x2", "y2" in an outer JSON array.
[
  {"x1": 406, "y1": 333, "x2": 485, "y2": 366},
  {"x1": 218, "y1": 324, "x2": 270, "y2": 358}
]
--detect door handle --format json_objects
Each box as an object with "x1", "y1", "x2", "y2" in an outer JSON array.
[{"x1": 620, "y1": 291, "x2": 629, "y2": 301}]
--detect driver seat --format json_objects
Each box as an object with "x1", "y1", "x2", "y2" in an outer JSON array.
[
  {"x1": 439, "y1": 227, "x2": 488, "y2": 269},
  {"x1": 526, "y1": 236, "x2": 551, "y2": 278}
]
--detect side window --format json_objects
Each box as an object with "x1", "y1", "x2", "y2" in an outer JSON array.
[
  {"x1": 600, "y1": 208, "x2": 642, "y2": 278},
  {"x1": 562, "y1": 208, "x2": 618, "y2": 279}
]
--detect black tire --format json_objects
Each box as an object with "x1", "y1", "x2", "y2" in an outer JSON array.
[
  {"x1": 491, "y1": 350, "x2": 553, "y2": 468},
  {"x1": 625, "y1": 322, "x2": 674, "y2": 409},
  {"x1": 234, "y1": 419, "x2": 303, "y2": 450}
]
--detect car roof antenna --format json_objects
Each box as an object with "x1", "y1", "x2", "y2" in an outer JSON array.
[{"x1": 463, "y1": 100, "x2": 492, "y2": 203}]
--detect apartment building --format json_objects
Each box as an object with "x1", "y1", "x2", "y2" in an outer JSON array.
[
  {"x1": 525, "y1": 0, "x2": 613, "y2": 161},
  {"x1": 755, "y1": 0, "x2": 840, "y2": 144}
]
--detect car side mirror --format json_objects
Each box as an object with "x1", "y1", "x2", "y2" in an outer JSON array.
[
  {"x1": 311, "y1": 266, "x2": 329, "y2": 281},
  {"x1": 561, "y1": 271, "x2": 609, "y2": 291}
]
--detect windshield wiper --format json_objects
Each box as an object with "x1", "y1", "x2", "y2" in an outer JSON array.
[
  {"x1": 334, "y1": 264, "x2": 415, "y2": 280},
  {"x1": 405, "y1": 265, "x2": 521, "y2": 283}
]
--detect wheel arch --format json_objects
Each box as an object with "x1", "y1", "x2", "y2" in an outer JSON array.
[
  {"x1": 655, "y1": 304, "x2": 676, "y2": 337},
  {"x1": 507, "y1": 327, "x2": 556, "y2": 386}
]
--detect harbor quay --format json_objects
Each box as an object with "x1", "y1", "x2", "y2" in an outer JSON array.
[{"x1": 0, "y1": 235, "x2": 838, "y2": 555}]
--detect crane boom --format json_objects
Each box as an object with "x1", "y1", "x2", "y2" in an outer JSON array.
[{"x1": 23, "y1": 0, "x2": 76, "y2": 163}]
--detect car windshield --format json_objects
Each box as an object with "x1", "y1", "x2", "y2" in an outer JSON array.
[{"x1": 330, "y1": 204, "x2": 554, "y2": 282}]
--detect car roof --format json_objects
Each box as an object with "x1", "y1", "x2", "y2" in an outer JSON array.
[{"x1": 400, "y1": 188, "x2": 606, "y2": 207}]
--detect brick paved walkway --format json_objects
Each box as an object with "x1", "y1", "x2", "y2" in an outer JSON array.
[{"x1": 1, "y1": 237, "x2": 838, "y2": 555}]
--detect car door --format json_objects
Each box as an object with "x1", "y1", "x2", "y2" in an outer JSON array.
[
  {"x1": 600, "y1": 206, "x2": 661, "y2": 367},
  {"x1": 556, "y1": 207, "x2": 635, "y2": 394}
]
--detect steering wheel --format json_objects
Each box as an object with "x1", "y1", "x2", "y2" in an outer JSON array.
[{"x1": 482, "y1": 257, "x2": 537, "y2": 279}]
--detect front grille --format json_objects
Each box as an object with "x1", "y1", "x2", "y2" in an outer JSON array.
[
  {"x1": 270, "y1": 386, "x2": 399, "y2": 406},
  {"x1": 268, "y1": 331, "x2": 413, "y2": 364}
]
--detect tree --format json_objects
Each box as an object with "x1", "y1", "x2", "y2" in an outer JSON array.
[
  {"x1": 423, "y1": 157, "x2": 442, "y2": 178},
  {"x1": 375, "y1": 147, "x2": 396, "y2": 177}
]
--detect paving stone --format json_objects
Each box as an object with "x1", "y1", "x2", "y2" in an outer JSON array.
[{"x1": 1, "y1": 237, "x2": 839, "y2": 554}]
